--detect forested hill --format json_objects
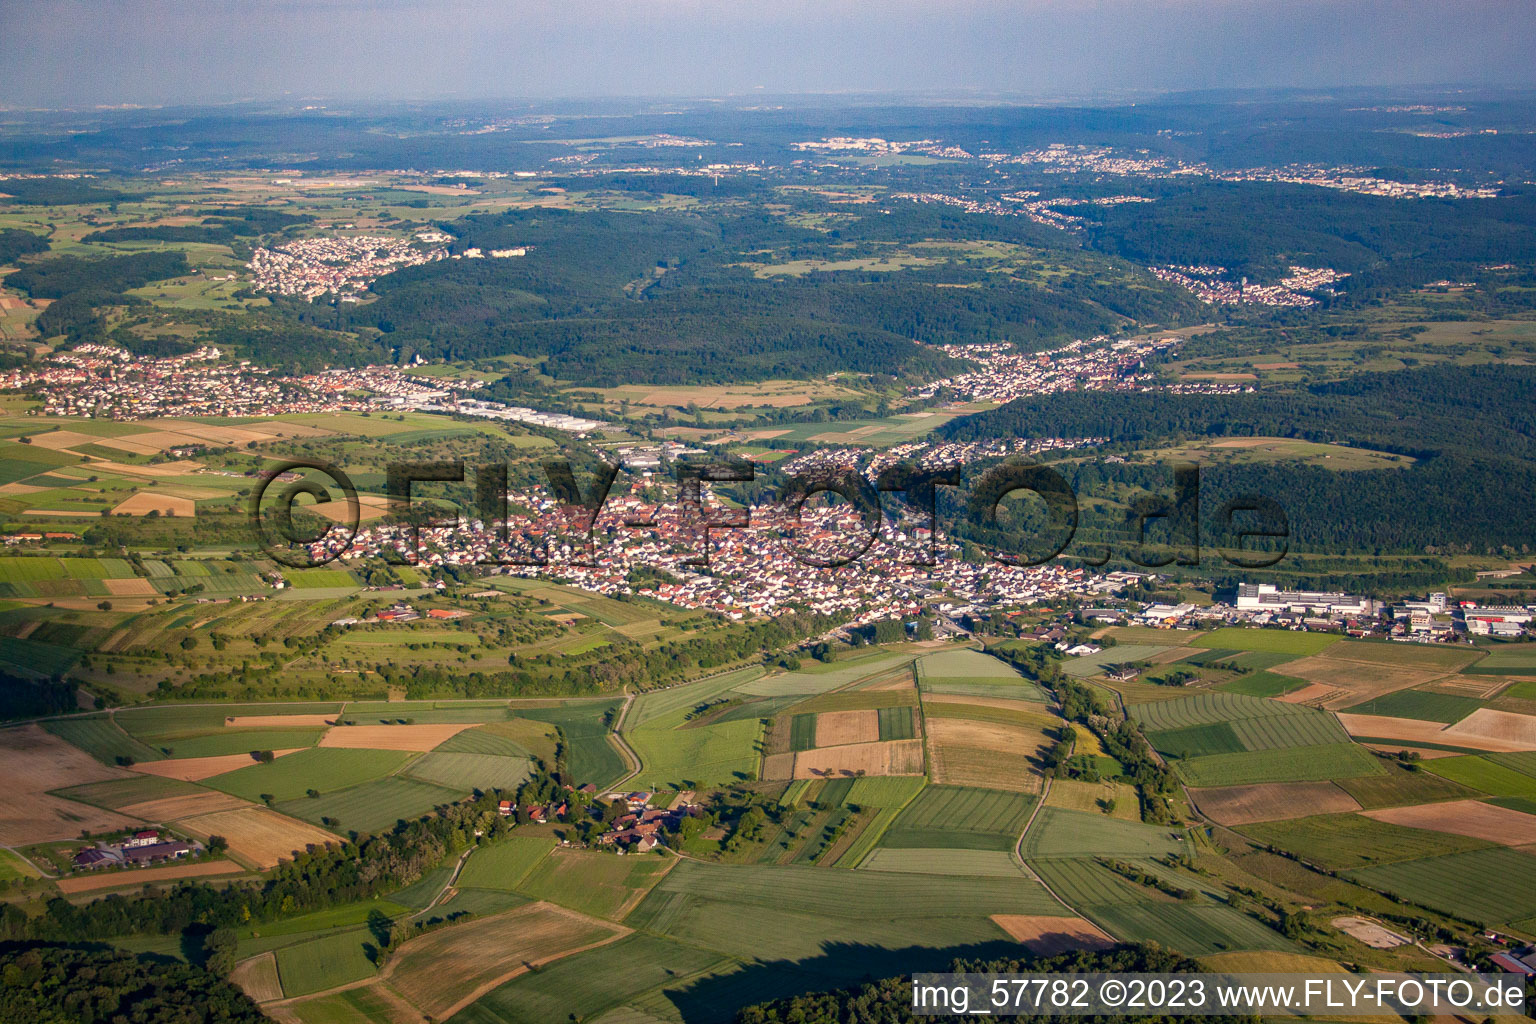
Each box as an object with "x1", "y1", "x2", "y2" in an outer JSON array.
[
  {"x1": 938, "y1": 363, "x2": 1536, "y2": 460},
  {"x1": 298, "y1": 204, "x2": 1206, "y2": 385},
  {"x1": 735, "y1": 944, "x2": 1202, "y2": 1024}
]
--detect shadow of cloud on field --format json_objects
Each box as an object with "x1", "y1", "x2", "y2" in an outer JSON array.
[{"x1": 657, "y1": 939, "x2": 1023, "y2": 1024}]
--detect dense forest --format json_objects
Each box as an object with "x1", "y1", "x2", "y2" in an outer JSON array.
[
  {"x1": 0, "y1": 945, "x2": 264, "y2": 1024},
  {"x1": 0, "y1": 229, "x2": 47, "y2": 266},
  {"x1": 940, "y1": 363, "x2": 1536, "y2": 460},
  {"x1": 736, "y1": 944, "x2": 1204, "y2": 1024},
  {"x1": 296, "y1": 204, "x2": 1203, "y2": 383}
]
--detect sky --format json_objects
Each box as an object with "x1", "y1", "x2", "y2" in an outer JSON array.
[{"x1": 2, "y1": 0, "x2": 1535, "y2": 108}]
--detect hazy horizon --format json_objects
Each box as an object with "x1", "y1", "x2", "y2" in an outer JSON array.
[{"x1": 3, "y1": 0, "x2": 1536, "y2": 109}]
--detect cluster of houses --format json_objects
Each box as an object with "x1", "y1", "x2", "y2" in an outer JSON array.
[
  {"x1": 493, "y1": 787, "x2": 699, "y2": 853},
  {"x1": 71, "y1": 829, "x2": 197, "y2": 871}
]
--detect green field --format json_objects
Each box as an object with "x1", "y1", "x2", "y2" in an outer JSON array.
[
  {"x1": 1147, "y1": 722, "x2": 1247, "y2": 759},
  {"x1": 879, "y1": 785, "x2": 1035, "y2": 851},
  {"x1": 457, "y1": 836, "x2": 554, "y2": 891},
  {"x1": 206, "y1": 748, "x2": 414, "y2": 803},
  {"x1": 1128, "y1": 692, "x2": 1316, "y2": 731},
  {"x1": 274, "y1": 928, "x2": 377, "y2": 998},
  {"x1": 1349, "y1": 847, "x2": 1536, "y2": 924},
  {"x1": 841, "y1": 775, "x2": 926, "y2": 809},
  {"x1": 1193, "y1": 628, "x2": 1339, "y2": 655},
  {"x1": 1465, "y1": 646, "x2": 1536, "y2": 676},
  {"x1": 1344, "y1": 689, "x2": 1484, "y2": 724},
  {"x1": 449, "y1": 933, "x2": 726, "y2": 1024},
  {"x1": 401, "y1": 751, "x2": 531, "y2": 792},
  {"x1": 279, "y1": 777, "x2": 462, "y2": 834},
  {"x1": 789, "y1": 713, "x2": 818, "y2": 752},
  {"x1": 0, "y1": 848, "x2": 40, "y2": 881},
  {"x1": 1175, "y1": 743, "x2": 1385, "y2": 787},
  {"x1": 51, "y1": 774, "x2": 204, "y2": 809},
  {"x1": 1215, "y1": 672, "x2": 1308, "y2": 698},
  {"x1": 1021, "y1": 808, "x2": 1186, "y2": 860},
  {"x1": 918, "y1": 648, "x2": 1023, "y2": 681},
  {"x1": 515, "y1": 702, "x2": 625, "y2": 788},
  {"x1": 732, "y1": 652, "x2": 915, "y2": 697},
  {"x1": 1334, "y1": 759, "x2": 1479, "y2": 809},
  {"x1": 1030, "y1": 857, "x2": 1159, "y2": 907},
  {"x1": 876, "y1": 705, "x2": 915, "y2": 741},
  {"x1": 41, "y1": 715, "x2": 164, "y2": 764},
  {"x1": 515, "y1": 848, "x2": 672, "y2": 920},
  {"x1": 1422, "y1": 755, "x2": 1536, "y2": 798},
  {"x1": 627, "y1": 715, "x2": 760, "y2": 789},
  {"x1": 628, "y1": 667, "x2": 766, "y2": 728},
  {"x1": 147, "y1": 728, "x2": 328, "y2": 759},
  {"x1": 431, "y1": 725, "x2": 535, "y2": 758},
  {"x1": 1060, "y1": 645, "x2": 1171, "y2": 678},
  {"x1": 857, "y1": 847, "x2": 1027, "y2": 876},
  {"x1": 1083, "y1": 902, "x2": 1294, "y2": 956},
  {"x1": 1487, "y1": 751, "x2": 1536, "y2": 777},
  {"x1": 1240, "y1": 813, "x2": 1494, "y2": 870}
]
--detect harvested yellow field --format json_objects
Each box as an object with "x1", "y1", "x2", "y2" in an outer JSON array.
[
  {"x1": 54, "y1": 858, "x2": 248, "y2": 893},
  {"x1": 1338, "y1": 714, "x2": 1535, "y2": 752},
  {"x1": 1276, "y1": 682, "x2": 1344, "y2": 705},
  {"x1": 318, "y1": 723, "x2": 474, "y2": 752},
  {"x1": 132, "y1": 749, "x2": 305, "y2": 781},
  {"x1": 923, "y1": 693, "x2": 1041, "y2": 711},
  {"x1": 926, "y1": 714, "x2": 1051, "y2": 753},
  {"x1": 991, "y1": 915, "x2": 1114, "y2": 954},
  {"x1": 176, "y1": 806, "x2": 339, "y2": 869},
  {"x1": 104, "y1": 577, "x2": 158, "y2": 596},
  {"x1": 383, "y1": 902, "x2": 626, "y2": 1020},
  {"x1": 225, "y1": 714, "x2": 336, "y2": 729},
  {"x1": 1190, "y1": 782, "x2": 1361, "y2": 825},
  {"x1": 110, "y1": 493, "x2": 196, "y2": 517},
  {"x1": 1442, "y1": 708, "x2": 1536, "y2": 747},
  {"x1": 118, "y1": 791, "x2": 250, "y2": 822},
  {"x1": 1362, "y1": 799, "x2": 1536, "y2": 845},
  {"x1": 0, "y1": 725, "x2": 137, "y2": 844},
  {"x1": 814, "y1": 710, "x2": 880, "y2": 747},
  {"x1": 230, "y1": 953, "x2": 283, "y2": 1004},
  {"x1": 1201, "y1": 951, "x2": 1345, "y2": 972},
  {"x1": 1282, "y1": 656, "x2": 1446, "y2": 708},
  {"x1": 792, "y1": 739, "x2": 923, "y2": 778},
  {"x1": 23, "y1": 430, "x2": 107, "y2": 450},
  {"x1": 1044, "y1": 779, "x2": 1141, "y2": 820},
  {"x1": 925, "y1": 714, "x2": 1051, "y2": 792},
  {"x1": 761, "y1": 752, "x2": 796, "y2": 780}
]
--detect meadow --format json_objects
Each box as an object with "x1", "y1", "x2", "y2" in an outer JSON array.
[
  {"x1": 1021, "y1": 808, "x2": 1186, "y2": 860},
  {"x1": 1175, "y1": 743, "x2": 1384, "y2": 787},
  {"x1": 878, "y1": 785, "x2": 1035, "y2": 851},
  {"x1": 457, "y1": 836, "x2": 554, "y2": 891},
  {"x1": 205, "y1": 748, "x2": 413, "y2": 803},
  {"x1": 1193, "y1": 628, "x2": 1340, "y2": 656},
  {"x1": 1349, "y1": 847, "x2": 1536, "y2": 925},
  {"x1": 273, "y1": 928, "x2": 378, "y2": 998},
  {"x1": 515, "y1": 848, "x2": 673, "y2": 920},
  {"x1": 1239, "y1": 812, "x2": 1494, "y2": 871},
  {"x1": 1422, "y1": 755, "x2": 1536, "y2": 798},
  {"x1": 278, "y1": 777, "x2": 462, "y2": 835}
]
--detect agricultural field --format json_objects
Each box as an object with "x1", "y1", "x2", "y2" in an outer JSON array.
[
  {"x1": 382, "y1": 902, "x2": 625, "y2": 1021},
  {"x1": 515, "y1": 847, "x2": 673, "y2": 920},
  {"x1": 1059, "y1": 645, "x2": 1172, "y2": 679},
  {"x1": 400, "y1": 751, "x2": 532, "y2": 792},
  {"x1": 1175, "y1": 743, "x2": 1385, "y2": 787},
  {"x1": 1214, "y1": 672, "x2": 1308, "y2": 698},
  {"x1": 204, "y1": 747, "x2": 414, "y2": 803},
  {"x1": 457, "y1": 836, "x2": 555, "y2": 891},
  {"x1": 1238, "y1": 812, "x2": 1495, "y2": 871},
  {"x1": 1464, "y1": 645, "x2": 1536, "y2": 676},
  {"x1": 1349, "y1": 847, "x2": 1536, "y2": 925},
  {"x1": 628, "y1": 713, "x2": 760, "y2": 789},
  {"x1": 1193, "y1": 628, "x2": 1340, "y2": 656},
  {"x1": 1021, "y1": 808, "x2": 1186, "y2": 860},
  {"x1": 1334, "y1": 759, "x2": 1480, "y2": 809},
  {"x1": 279, "y1": 777, "x2": 463, "y2": 835},
  {"x1": 1190, "y1": 781, "x2": 1361, "y2": 825},
  {"x1": 1361, "y1": 799, "x2": 1536, "y2": 845},
  {"x1": 274, "y1": 928, "x2": 378, "y2": 998},
  {"x1": 1421, "y1": 755, "x2": 1536, "y2": 798},
  {"x1": 1344, "y1": 689, "x2": 1485, "y2": 723},
  {"x1": 515, "y1": 702, "x2": 626, "y2": 789},
  {"x1": 878, "y1": 785, "x2": 1035, "y2": 851}
]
